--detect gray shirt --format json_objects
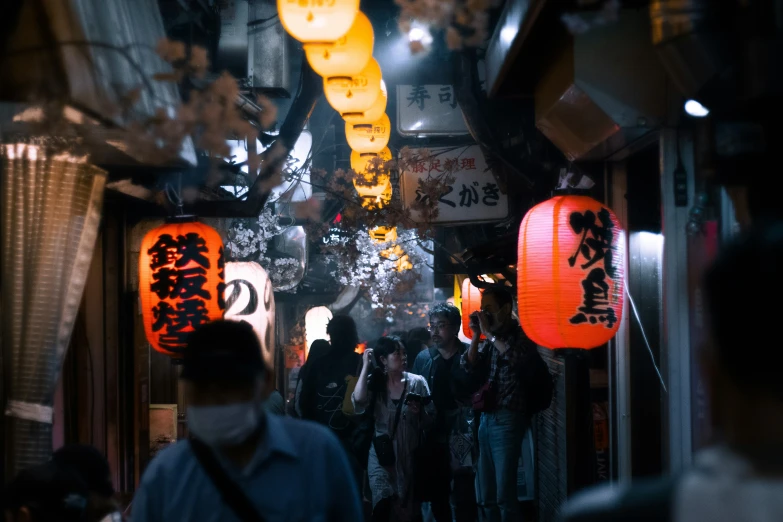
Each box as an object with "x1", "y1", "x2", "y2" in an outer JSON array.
[{"x1": 131, "y1": 413, "x2": 362, "y2": 522}]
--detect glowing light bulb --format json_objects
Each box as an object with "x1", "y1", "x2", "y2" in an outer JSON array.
[{"x1": 684, "y1": 99, "x2": 709, "y2": 117}]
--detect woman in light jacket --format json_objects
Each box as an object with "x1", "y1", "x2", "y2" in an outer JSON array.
[{"x1": 353, "y1": 336, "x2": 435, "y2": 522}]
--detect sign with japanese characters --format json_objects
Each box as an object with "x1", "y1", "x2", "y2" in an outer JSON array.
[
  {"x1": 517, "y1": 195, "x2": 626, "y2": 350},
  {"x1": 225, "y1": 262, "x2": 276, "y2": 370},
  {"x1": 139, "y1": 221, "x2": 226, "y2": 357},
  {"x1": 397, "y1": 85, "x2": 470, "y2": 136},
  {"x1": 399, "y1": 145, "x2": 508, "y2": 224}
]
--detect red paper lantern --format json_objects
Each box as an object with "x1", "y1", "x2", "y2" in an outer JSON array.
[
  {"x1": 517, "y1": 195, "x2": 625, "y2": 349},
  {"x1": 139, "y1": 218, "x2": 226, "y2": 357},
  {"x1": 460, "y1": 278, "x2": 485, "y2": 340}
]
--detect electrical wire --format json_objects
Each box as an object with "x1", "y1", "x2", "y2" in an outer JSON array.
[{"x1": 624, "y1": 284, "x2": 668, "y2": 394}]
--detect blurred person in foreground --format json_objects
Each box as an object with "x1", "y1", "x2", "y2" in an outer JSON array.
[
  {"x1": 52, "y1": 445, "x2": 121, "y2": 521},
  {"x1": 3, "y1": 461, "x2": 89, "y2": 522},
  {"x1": 558, "y1": 221, "x2": 783, "y2": 521},
  {"x1": 131, "y1": 320, "x2": 362, "y2": 522}
]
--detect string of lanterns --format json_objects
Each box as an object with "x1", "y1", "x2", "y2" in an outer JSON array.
[{"x1": 279, "y1": 0, "x2": 403, "y2": 259}]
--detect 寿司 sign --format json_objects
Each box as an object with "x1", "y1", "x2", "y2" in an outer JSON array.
[{"x1": 399, "y1": 145, "x2": 509, "y2": 225}]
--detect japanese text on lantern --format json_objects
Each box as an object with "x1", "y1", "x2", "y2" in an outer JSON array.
[
  {"x1": 567, "y1": 208, "x2": 618, "y2": 328},
  {"x1": 145, "y1": 233, "x2": 224, "y2": 352}
]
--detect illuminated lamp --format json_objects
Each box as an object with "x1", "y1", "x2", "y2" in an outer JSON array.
[
  {"x1": 381, "y1": 244, "x2": 412, "y2": 272},
  {"x1": 461, "y1": 278, "x2": 485, "y2": 340},
  {"x1": 350, "y1": 147, "x2": 392, "y2": 175},
  {"x1": 345, "y1": 113, "x2": 391, "y2": 154},
  {"x1": 343, "y1": 80, "x2": 387, "y2": 124},
  {"x1": 359, "y1": 182, "x2": 393, "y2": 209},
  {"x1": 518, "y1": 195, "x2": 625, "y2": 349},
  {"x1": 305, "y1": 306, "x2": 333, "y2": 359},
  {"x1": 369, "y1": 226, "x2": 397, "y2": 243},
  {"x1": 224, "y1": 262, "x2": 276, "y2": 370},
  {"x1": 139, "y1": 218, "x2": 225, "y2": 358},
  {"x1": 324, "y1": 58, "x2": 382, "y2": 117},
  {"x1": 304, "y1": 11, "x2": 373, "y2": 77},
  {"x1": 277, "y1": 0, "x2": 359, "y2": 43}
]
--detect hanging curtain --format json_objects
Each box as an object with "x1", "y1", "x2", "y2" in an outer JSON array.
[{"x1": 1, "y1": 143, "x2": 106, "y2": 477}]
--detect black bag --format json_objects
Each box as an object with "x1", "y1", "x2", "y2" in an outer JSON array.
[
  {"x1": 373, "y1": 378, "x2": 407, "y2": 467},
  {"x1": 190, "y1": 439, "x2": 266, "y2": 522},
  {"x1": 522, "y1": 344, "x2": 554, "y2": 415}
]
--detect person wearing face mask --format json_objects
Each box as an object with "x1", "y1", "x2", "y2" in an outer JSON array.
[
  {"x1": 461, "y1": 286, "x2": 534, "y2": 522},
  {"x1": 131, "y1": 320, "x2": 362, "y2": 522}
]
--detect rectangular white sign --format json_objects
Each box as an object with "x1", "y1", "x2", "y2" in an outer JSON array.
[
  {"x1": 400, "y1": 145, "x2": 509, "y2": 225},
  {"x1": 397, "y1": 85, "x2": 470, "y2": 136}
]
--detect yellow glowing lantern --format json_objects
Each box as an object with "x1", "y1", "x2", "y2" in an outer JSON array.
[
  {"x1": 381, "y1": 244, "x2": 413, "y2": 272},
  {"x1": 359, "y1": 183, "x2": 393, "y2": 209},
  {"x1": 345, "y1": 113, "x2": 391, "y2": 153},
  {"x1": 324, "y1": 58, "x2": 382, "y2": 117},
  {"x1": 278, "y1": 0, "x2": 359, "y2": 43},
  {"x1": 369, "y1": 226, "x2": 397, "y2": 243},
  {"x1": 343, "y1": 80, "x2": 387, "y2": 124},
  {"x1": 305, "y1": 12, "x2": 373, "y2": 78},
  {"x1": 353, "y1": 176, "x2": 391, "y2": 199},
  {"x1": 350, "y1": 147, "x2": 392, "y2": 175}
]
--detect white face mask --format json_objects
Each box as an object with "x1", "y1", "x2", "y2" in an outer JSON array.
[{"x1": 187, "y1": 402, "x2": 261, "y2": 447}]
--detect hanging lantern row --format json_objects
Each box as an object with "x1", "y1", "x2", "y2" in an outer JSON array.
[
  {"x1": 517, "y1": 195, "x2": 626, "y2": 350},
  {"x1": 278, "y1": 0, "x2": 392, "y2": 206}
]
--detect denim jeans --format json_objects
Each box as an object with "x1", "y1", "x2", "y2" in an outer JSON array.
[{"x1": 475, "y1": 410, "x2": 528, "y2": 522}]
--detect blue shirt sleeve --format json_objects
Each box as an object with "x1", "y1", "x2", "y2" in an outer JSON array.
[{"x1": 324, "y1": 433, "x2": 363, "y2": 522}]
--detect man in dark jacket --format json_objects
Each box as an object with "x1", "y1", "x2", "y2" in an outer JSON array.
[
  {"x1": 412, "y1": 302, "x2": 478, "y2": 522},
  {"x1": 558, "y1": 222, "x2": 783, "y2": 522}
]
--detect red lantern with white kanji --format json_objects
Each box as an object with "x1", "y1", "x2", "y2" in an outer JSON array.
[
  {"x1": 139, "y1": 218, "x2": 225, "y2": 357},
  {"x1": 461, "y1": 278, "x2": 485, "y2": 340},
  {"x1": 517, "y1": 195, "x2": 625, "y2": 349}
]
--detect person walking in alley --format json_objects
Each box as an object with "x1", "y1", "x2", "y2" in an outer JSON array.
[
  {"x1": 411, "y1": 303, "x2": 478, "y2": 522},
  {"x1": 462, "y1": 286, "x2": 533, "y2": 522},
  {"x1": 52, "y1": 445, "x2": 122, "y2": 521},
  {"x1": 3, "y1": 461, "x2": 90, "y2": 522},
  {"x1": 352, "y1": 336, "x2": 436, "y2": 522},
  {"x1": 297, "y1": 315, "x2": 365, "y2": 489},
  {"x1": 131, "y1": 320, "x2": 362, "y2": 522},
  {"x1": 557, "y1": 221, "x2": 783, "y2": 521}
]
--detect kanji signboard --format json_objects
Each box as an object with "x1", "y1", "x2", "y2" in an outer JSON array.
[
  {"x1": 397, "y1": 85, "x2": 470, "y2": 136},
  {"x1": 139, "y1": 221, "x2": 226, "y2": 357},
  {"x1": 399, "y1": 145, "x2": 508, "y2": 224}
]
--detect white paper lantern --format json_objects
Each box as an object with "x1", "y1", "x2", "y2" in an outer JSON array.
[
  {"x1": 224, "y1": 262, "x2": 276, "y2": 370},
  {"x1": 305, "y1": 306, "x2": 333, "y2": 359}
]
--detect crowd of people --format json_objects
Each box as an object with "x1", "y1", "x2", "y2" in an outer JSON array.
[{"x1": 5, "y1": 221, "x2": 783, "y2": 522}]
